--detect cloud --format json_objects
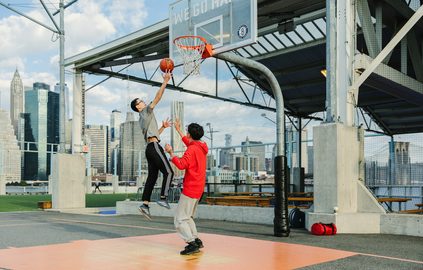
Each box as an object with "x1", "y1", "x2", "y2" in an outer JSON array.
[
  {"x1": 0, "y1": 12, "x2": 55, "y2": 59},
  {"x1": 106, "y1": 0, "x2": 148, "y2": 32},
  {"x1": 65, "y1": 2, "x2": 117, "y2": 56}
]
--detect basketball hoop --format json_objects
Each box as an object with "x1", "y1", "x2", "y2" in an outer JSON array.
[{"x1": 173, "y1": 35, "x2": 213, "y2": 75}]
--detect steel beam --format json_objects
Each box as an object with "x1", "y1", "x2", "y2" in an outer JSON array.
[{"x1": 357, "y1": 0, "x2": 380, "y2": 58}]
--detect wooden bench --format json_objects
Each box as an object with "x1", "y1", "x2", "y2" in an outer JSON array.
[
  {"x1": 398, "y1": 209, "x2": 423, "y2": 214},
  {"x1": 219, "y1": 192, "x2": 275, "y2": 197},
  {"x1": 415, "y1": 203, "x2": 423, "y2": 209},
  {"x1": 206, "y1": 196, "x2": 272, "y2": 207},
  {"x1": 288, "y1": 192, "x2": 313, "y2": 197},
  {"x1": 38, "y1": 201, "x2": 52, "y2": 209},
  {"x1": 377, "y1": 197, "x2": 411, "y2": 212},
  {"x1": 205, "y1": 195, "x2": 315, "y2": 208}
]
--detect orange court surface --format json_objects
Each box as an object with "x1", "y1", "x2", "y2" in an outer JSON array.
[
  {"x1": 0, "y1": 212, "x2": 421, "y2": 270},
  {"x1": 0, "y1": 233, "x2": 356, "y2": 270}
]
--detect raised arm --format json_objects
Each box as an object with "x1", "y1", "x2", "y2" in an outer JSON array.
[
  {"x1": 158, "y1": 117, "x2": 172, "y2": 134},
  {"x1": 149, "y1": 72, "x2": 172, "y2": 110},
  {"x1": 174, "y1": 118, "x2": 189, "y2": 146},
  {"x1": 174, "y1": 118, "x2": 185, "y2": 138}
]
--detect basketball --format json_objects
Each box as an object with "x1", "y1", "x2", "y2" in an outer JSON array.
[{"x1": 160, "y1": 58, "x2": 174, "y2": 72}]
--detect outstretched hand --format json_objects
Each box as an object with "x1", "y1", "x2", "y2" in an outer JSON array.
[
  {"x1": 163, "y1": 71, "x2": 172, "y2": 82},
  {"x1": 164, "y1": 143, "x2": 173, "y2": 154},
  {"x1": 174, "y1": 118, "x2": 181, "y2": 131},
  {"x1": 162, "y1": 117, "x2": 172, "y2": 128}
]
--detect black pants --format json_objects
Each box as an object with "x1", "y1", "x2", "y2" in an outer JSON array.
[{"x1": 142, "y1": 142, "x2": 174, "y2": 202}]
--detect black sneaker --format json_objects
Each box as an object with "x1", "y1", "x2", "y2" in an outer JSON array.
[
  {"x1": 156, "y1": 199, "x2": 171, "y2": 209},
  {"x1": 195, "y1": 238, "x2": 204, "y2": 248},
  {"x1": 180, "y1": 241, "x2": 200, "y2": 255},
  {"x1": 138, "y1": 204, "x2": 152, "y2": 220}
]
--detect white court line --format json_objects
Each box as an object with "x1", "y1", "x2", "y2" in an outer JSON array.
[
  {"x1": 358, "y1": 252, "x2": 423, "y2": 265},
  {"x1": 0, "y1": 223, "x2": 47, "y2": 227},
  {"x1": 50, "y1": 218, "x2": 176, "y2": 232}
]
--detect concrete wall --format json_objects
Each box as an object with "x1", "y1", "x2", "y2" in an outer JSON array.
[
  {"x1": 117, "y1": 201, "x2": 279, "y2": 225},
  {"x1": 381, "y1": 214, "x2": 423, "y2": 237},
  {"x1": 0, "y1": 176, "x2": 5, "y2": 195},
  {"x1": 51, "y1": 153, "x2": 86, "y2": 209},
  {"x1": 117, "y1": 201, "x2": 422, "y2": 237}
]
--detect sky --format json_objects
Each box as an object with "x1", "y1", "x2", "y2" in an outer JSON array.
[
  {"x1": 0, "y1": 0, "x2": 421, "y2": 153},
  {"x1": 0, "y1": 0, "x2": 278, "y2": 148}
]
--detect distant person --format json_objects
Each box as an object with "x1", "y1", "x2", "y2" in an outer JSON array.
[
  {"x1": 164, "y1": 119, "x2": 208, "y2": 255},
  {"x1": 130, "y1": 71, "x2": 174, "y2": 220},
  {"x1": 93, "y1": 180, "x2": 102, "y2": 194}
]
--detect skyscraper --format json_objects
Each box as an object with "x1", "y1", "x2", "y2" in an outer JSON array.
[
  {"x1": 171, "y1": 101, "x2": 184, "y2": 153},
  {"x1": 110, "y1": 110, "x2": 122, "y2": 174},
  {"x1": 219, "y1": 134, "x2": 234, "y2": 169},
  {"x1": 0, "y1": 109, "x2": 21, "y2": 183},
  {"x1": 241, "y1": 137, "x2": 266, "y2": 171},
  {"x1": 85, "y1": 125, "x2": 109, "y2": 174},
  {"x1": 119, "y1": 112, "x2": 147, "y2": 181},
  {"x1": 24, "y1": 82, "x2": 59, "y2": 180},
  {"x1": 10, "y1": 69, "x2": 24, "y2": 138},
  {"x1": 110, "y1": 110, "x2": 122, "y2": 142},
  {"x1": 171, "y1": 101, "x2": 184, "y2": 178}
]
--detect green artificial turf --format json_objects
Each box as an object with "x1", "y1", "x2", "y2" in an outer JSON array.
[{"x1": 0, "y1": 193, "x2": 137, "y2": 212}]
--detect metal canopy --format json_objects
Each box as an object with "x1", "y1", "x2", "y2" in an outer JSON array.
[{"x1": 65, "y1": 0, "x2": 423, "y2": 135}]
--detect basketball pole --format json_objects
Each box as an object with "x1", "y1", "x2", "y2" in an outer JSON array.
[{"x1": 215, "y1": 52, "x2": 290, "y2": 237}]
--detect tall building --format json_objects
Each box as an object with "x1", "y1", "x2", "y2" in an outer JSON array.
[
  {"x1": 241, "y1": 137, "x2": 266, "y2": 171},
  {"x1": 0, "y1": 109, "x2": 21, "y2": 183},
  {"x1": 219, "y1": 134, "x2": 235, "y2": 169},
  {"x1": 171, "y1": 101, "x2": 184, "y2": 178},
  {"x1": 391, "y1": 141, "x2": 411, "y2": 185},
  {"x1": 171, "y1": 101, "x2": 184, "y2": 153},
  {"x1": 85, "y1": 125, "x2": 109, "y2": 174},
  {"x1": 10, "y1": 69, "x2": 24, "y2": 138},
  {"x1": 54, "y1": 83, "x2": 70, "y2": 120},
  {"x1": 119, "y1": 112, "x2": 147, "y2": 181},
  {"x1": 110, "y1": 110, "x2": 122, "y2": 174},
  {"x1": 24, "y1": 82, "x2": 59, "y2": 180},
  {"x1": 110, "y1": 110, "x2": 122, "y2": 142}
]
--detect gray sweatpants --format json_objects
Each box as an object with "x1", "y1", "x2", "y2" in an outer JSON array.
[{"x1": 174, "y1": 193, "x2": 199, "y2": 243}]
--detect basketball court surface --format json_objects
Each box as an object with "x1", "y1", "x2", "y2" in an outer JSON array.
[{"x1": 0, "y1": 212, "x2": 421, "y2": 270}]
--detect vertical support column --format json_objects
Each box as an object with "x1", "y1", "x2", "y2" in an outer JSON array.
[
  {"x1": 401, "y1": 38, "x2": 408, "y2": 74},
  {"x1": 375, "y1": 2, "x2": 383, "y2": 52},
  {"x1": 325, "y1": 0, "x2": 337, "y2": 122},
  {"x1": 72, "y1": 70, "x2": 83, "y2": 154},
  {"x1": 59, "y1": 0, "x2": 65, "y2": 153},
  {"x1": 327, "y1": 0, "x2": 356, "y2": 126},
  {"x1": 342, "y1": 0, "x2": 356, "y2": 126}
]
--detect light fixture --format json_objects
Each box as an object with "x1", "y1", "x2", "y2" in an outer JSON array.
[{"x1": 320, "y1": 69, "x2": 327, "y2": 77}]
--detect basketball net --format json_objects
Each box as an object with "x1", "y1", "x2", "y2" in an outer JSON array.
[{"x1": 174, "y1": 36, "x2": 210, "y2": 75}]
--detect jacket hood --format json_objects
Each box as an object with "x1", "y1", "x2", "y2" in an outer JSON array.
[{"x1": 191, "y1": 140, "x2": 208, "y2": 154}]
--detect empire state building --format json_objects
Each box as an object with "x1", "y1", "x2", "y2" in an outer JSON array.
[{"x1": 10, "y1": 69, "x2": 24, "y2": 138}]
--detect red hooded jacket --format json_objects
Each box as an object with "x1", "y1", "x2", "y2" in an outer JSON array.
[{"x1": 171, "y1": 136, "x2": 208, "y2": 199}]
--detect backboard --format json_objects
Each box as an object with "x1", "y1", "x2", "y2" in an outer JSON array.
[{"x1": 169, "y1": 0, "x2": 257, "y2": 66}]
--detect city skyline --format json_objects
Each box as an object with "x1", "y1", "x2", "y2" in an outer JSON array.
[
  {"x1": 0, "y1": 1, "x2": 278, "y2": 148},
  {"x1": 0, "y1": 1, "x2": 420, "y2": 150}
]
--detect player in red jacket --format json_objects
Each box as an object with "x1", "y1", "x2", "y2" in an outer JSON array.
[{"x1": 165, "y1": 119, "x2": 208, "y2": 255}]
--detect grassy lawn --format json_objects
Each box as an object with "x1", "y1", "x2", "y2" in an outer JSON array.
[{"x1": 0, "y1": 193, "x2": 137, "y2": 212}]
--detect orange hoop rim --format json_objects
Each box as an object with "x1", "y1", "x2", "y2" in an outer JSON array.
[{"x1": 173, "y1": 35, "x2": 207, "y2": 50}]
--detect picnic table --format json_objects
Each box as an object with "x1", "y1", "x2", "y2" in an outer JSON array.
[{"x1": 376, "y1": 197, "x2": 411, "y2": 212}]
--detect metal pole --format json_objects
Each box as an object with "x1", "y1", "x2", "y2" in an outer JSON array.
[
  {"x1": 215, "y1": 52, "x2": 288, "y2": 236},
  {"x1": 59, "y1": 0, "x2": 65, "y2": 152}
]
